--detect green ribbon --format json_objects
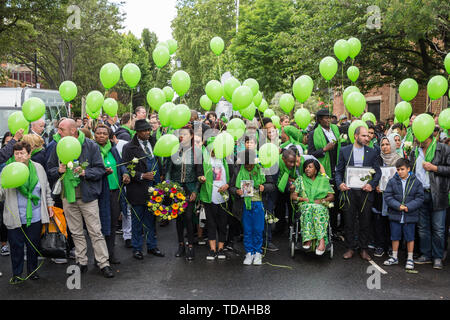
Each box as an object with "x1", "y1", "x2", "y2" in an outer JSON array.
[
  {"x1": 17, "y1": 161, "x2": 40, "y2": 227},
  {"x1": 415, "y1": 137, "x2": 437, "y2": 163},
  {"x1": 235, "y1": 164, "x2": 265, "y2": 210},
  {"x1": 313, "y1": 124, "x2": 341, "y2": 178},
  {"x1": 122, "y1": 125, "x2": 136, "y2": 138}
]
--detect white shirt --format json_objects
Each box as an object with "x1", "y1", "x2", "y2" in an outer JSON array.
[
  {"x1": 211, "y1": 157, "x2": 227, "y2": 205},
  {"x1": 138, "y1": 138, "x2": 154, "y2": 157},
  {"x1": 353, "y1": 146, "x2": 364, "y2": 167},
  {"x1": 115, "y1": 139, "x2": 128, "y2": 158},
  {"x1": 415, "y1": 148, "x2": 430, "y2": 189},
  {"x1": 322, "y1": 127, "x2": 336, "y2": 144}
]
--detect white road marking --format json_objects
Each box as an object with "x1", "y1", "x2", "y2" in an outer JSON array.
[{"x1": 369, "y1": 260, "x2": 388, "y2": 274}]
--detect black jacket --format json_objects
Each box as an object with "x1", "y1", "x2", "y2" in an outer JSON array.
[
  {"x1": 409, "y1": 142, "x2": 450, "y2": 211},
  {"x1": 121, "y1": 135, "x2": 163, "y2": 206},
  {"x1": 115, "y1": 127, "x2": 132, "y2": 142},
  {"x1": 47, "y1": 137, "x2": 106, "y2": 203}
]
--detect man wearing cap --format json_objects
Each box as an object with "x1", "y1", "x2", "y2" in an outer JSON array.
[{"x1": 121, "y1": 119, "x2": 165, "y2": 260}]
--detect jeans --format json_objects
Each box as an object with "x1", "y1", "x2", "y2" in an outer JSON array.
[
  {"x1": 242, "y1": 201, "x2": 265, "y2": 254},
  {"x1": 8, "y1": 222, "x2": 41, "y2": 277},
  {"x1": 131, "y1": 205, "x2": 157, "y2": 252},
  {"x1": 418, "y1": 191, "x2": 446, "y2": 260}
]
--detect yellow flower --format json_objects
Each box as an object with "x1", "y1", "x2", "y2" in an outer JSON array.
[
  {"x1": 172, "y1": 204, "x2": 179, "y2": 210},
  {"x1": 153, "y1": 191, "x2": 158, "y2": 196},
  {"x1": 155, "y1": 197, "x2": 162, "y2": 203},
  {"x1": 171, "y1": 213, "x2": 178, "y2": 219},
  {"x1": 155, "y1": 210, "x2": 161, "y2": 216},
  {"x1": 159, "y1": 206, "x2": 163, "y2": 211},
  {"x1": 170, "y1": 193, "x2": 174, "y2": 198},
  {"x1": 176, "y1": 193, "x2": 183, "y2": 199},
  {"x1": 180, "y1": 208, "x2": 184, "y2": 212},
  {"x1": 168, "y1": 216, "x2": 172, "y2": 221}
]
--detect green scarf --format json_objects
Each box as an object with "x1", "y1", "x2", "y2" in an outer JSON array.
[
  {"x1": 61, "y1": 131, "x2": 85, "y2": 203},
  {"x1": 31, "y1": 147, "x2": 43, "y2": 157},
  {"x1": 369, "y1": 138, "x2": 377, "y2": 148},
  {"x1": 277, "y1": 154, "x2": 299, "y2": 193},
  {"x1": 17, "y1": 161, "x2": 40, "y2": 227},
  {"x1": 235, "y1": 164, "x2": 265, "y2": 210},
  {"x1": 98, "y1": 140, "x2": 119, "y2": 190},
  {"x1": 404, "y1": 127, "x2": 414, "y2": 144},
  {"x1": 415, "y1": 137, "x2": 437, "y2": 163},
  {"x1": 313, "y1": 124, "x2": 341, "y2": 178},
  {"x1": 300, "y1": 173, "x2": 332, "y2": 203},
  {"x1": 53, "y1": 133, "x2": 61, "y2": 143},
  {"x1": 199, "y1": 147, "x2": 229, "y2": 203},
  {"x1": 99, "y1": 140, "x2": 112, "y2": 158},
  {"x1": 122, "y1": 125, "x2": 136, "y2": 138},
  {"x1": 155, "y1": 127, "x2": 162, "y2": 140}
]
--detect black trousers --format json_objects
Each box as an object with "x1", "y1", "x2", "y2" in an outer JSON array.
[
  {"x1": 274, "y1": 191, "x2": 294, "y2": 233},
  {"x1": 204, "y1": 202, "x2": 228, "y2": 243},
  {"x1": 344, "y1": 189, "x2": 373, "y2": 250},
  {"x1": 8, "y1": 222, "x2": 41, "y2": 277},
  {"x1": 374, "y1": 214, "x2": 390, "y2": 250},
  {"x1": 0, "y1": 201, "x2": 8, "y2": 243},
  {"x1": 176, "y1": 191, "x2": 195, "y2": 245},
  {"x1": 105, "y1": 189, "x2": 120, "y2": 259}
]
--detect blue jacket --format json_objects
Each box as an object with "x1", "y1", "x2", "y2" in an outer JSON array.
[{"x1": 384, "y1": 172, "x2": 424, "y2": 223}]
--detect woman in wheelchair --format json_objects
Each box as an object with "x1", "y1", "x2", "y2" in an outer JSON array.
[{"x1": 290, "y1": 159, "x2": 334, "y2": 256}]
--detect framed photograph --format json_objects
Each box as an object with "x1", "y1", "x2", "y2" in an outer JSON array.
[
  {"x1": 379, "y1": 166, "x2": 397, "y2": 191},
  {"x1": 345, "y1": 166, "x2": 373, "y2": 189},
  {"x1": 241, "y1": 180, "x2": 254, "y2": 197}
]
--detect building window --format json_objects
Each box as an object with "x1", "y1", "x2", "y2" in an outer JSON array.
[{"x1": 367, "y1": 101, "x2": 380, "y2": 122}]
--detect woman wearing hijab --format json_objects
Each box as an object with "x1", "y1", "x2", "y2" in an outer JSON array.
[
  {"x1": 390, "y1": 133, "x2": 407, "y2": 158},
  {"x1": 373, "y1": 136, "x2": 402, "y2": 257}
]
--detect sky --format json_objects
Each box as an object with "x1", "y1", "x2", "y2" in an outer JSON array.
[{"x1": 111, "y1": 0, "x2": 178, "y2": 42}]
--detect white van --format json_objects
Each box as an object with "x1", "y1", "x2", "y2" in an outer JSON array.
[{"x1": 0, "y1": 87, "x2": 69, "y2": 138}]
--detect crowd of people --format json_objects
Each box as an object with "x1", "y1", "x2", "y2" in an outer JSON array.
[{"x1": 0, "y1": 104, "x2": 449, "y2": 284}]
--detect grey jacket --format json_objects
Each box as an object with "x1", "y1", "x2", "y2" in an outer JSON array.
[{"x1": 0, "y1": 161, "x2": 54, "y2": 229}]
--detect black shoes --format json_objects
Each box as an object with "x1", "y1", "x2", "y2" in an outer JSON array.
[
  {"x1": 28, "y1": 273, "x2": 40, "y2": 280},
  {"x1": 133, "y1": 251, "x2": 144, "y2": 260},
  {"x1": 125, "y1": 239, "x2": 132, "y2": 248},
  {"x1": 10, "y1": 276, "x2": 22, "y2": 284},
  {"x1": 175, "y1": 245, "x2": 185, "y2": 257},
  {"x1": 101, "y1": 266, "x2": 115, "y2": 278},
  {"x1": 77, "y1": 263, "x2": 88, "y2": 273},
  {"x1": 110, "y1": 257, "x2": 121, "y2": 265},
  {"x1": 148, "y1": 248, "x2": 165, "y2": 257},
  {"x1": 186, "y1": 246, "x2": 195, "y2": 261}
]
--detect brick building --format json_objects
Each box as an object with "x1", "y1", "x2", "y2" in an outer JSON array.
[{"x1": 1, "y1": 63, "x2": 38, "y2": 88}]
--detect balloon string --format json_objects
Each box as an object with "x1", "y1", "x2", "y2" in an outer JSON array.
[
  {"x1": 130, "y1": 89, "x2": 134, "y2": 117},
  {"x1": 217, "y1": 55, "x2": 222, "y2": 79}
]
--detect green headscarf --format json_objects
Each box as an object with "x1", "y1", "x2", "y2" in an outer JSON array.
[
  {"x1": 277, "y1": 154, "x2": 299, "y2": 193},
  {"x1": 281, "y1": 126, "x2": 303, "y2": 149}
]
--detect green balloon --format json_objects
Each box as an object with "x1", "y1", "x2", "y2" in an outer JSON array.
[
  {"x1": 122, "y1": 63, "x2": 141, "y2": 88},
  {"x1": 413, "y1": 113, "x2": 435, "y2": 142},
  {"x1": 156, "y1": 42, "x2": 169, "y2": 49},
  {"x1": 394, "y1": 101, "x2": 412, "y2": 123},
  {"x1": 258, "y1": 99, "x2": 268, "y2": 113},
  {"x1": 8, "y1": 111, "x2": 29, "y2": 135},
  {"x1": 153, "y1": 46, "x2": 170, "y2": 68},
  {"x1": 253, "y1": 91, "x2": 263, "y2": 107},
  {"x1": 346, "y1": 92, "x2": 366, "y2": 117},
  {"x1": 86, "y1": 104, "x2": 101, "y2": 119},
  {"x1": 294, "y1": 108, "x2": 311, "y2": 130},
  {"x1": 264, "y1": 109, "x2": 275, "y2": 118},
  {"x1": 170, "y1": 104, "x2": 191, "y2": 129},
  {"x1": 213, "y1": 132, "x2": 234, "y2": 159},
  {"x1": 200, "y1": 95, "x2": 213, "y2": 111},
  {"x1": 1, "y1": 162, "x2": 29, "y2": 189},
  {"x1": 59, "y1": 81, "x2": 77, "y2": 102},
  {"x1": 445, "y1": 53, "x2": 450, "y2": 74},
  {"x1": 438, "y1": 108, "x2": 450, "y2": 130},
  {"x1": 224, "y1": 77, "x2": 241, "y2": 102},
  {"x1": 427, "y1": 75, "x2": 448, "y2": 100},
  {"x1": 343, "y1": 86, "x2": 360, "y2": 106},
  {"x1": 279, "y1": 94, "x2": 295, "y2": 113},
  {"x1": 293, "y1": 75, "x2": 314, "y2": 103},
  {"x1": 167, "y1": 39, "x2": 178, "y2": 55},
  {"x1": 22, "y1": 97, "x2": 45, "y2": 122},
  {"x1": 163, "y1": 86, "x2": 174, "y2": 102},
  {"x1": 103, "y1": 98, "x2": 118, "y2": 117},
  {"x1": 227, "y1": 118, "x2": 246, "y2": 140},
  {"x1": 243, "y1": 78, "x2": 259, "y2": 96},
  {"x1": 348, "y1": 120, "x2": 368, "y2": 144},
  {"x1": 240, "y1": 103, "x2": 256, "y2": 121},
  {"x1": 347, "y1": 37, "x2": 362, "y2": 59},
  {"x1": 99, "y1": 63, "x2": 120, "y2": 89},
  {"x1": 271, "y1": 115, "x2": 281, "y2": 129},
  {"x1": 399, "y1": 78, "x2": 419, "y2": 102},
  {"x1": 394, "y1": 117, "x2": 410, "y2": 127},
  {"x1": 319, "y1": 56, "x2": 338, "y2": 81},
  {"x1": 362, "y1": 112, "x2": 376, "y2": 124},
  {"x1": 86, "y1": 90, "x2": 104, "y2": 113},
  {"x1": 205, "y1": 80, "x2": 223, "y2": 103},
  {"x1": 210, "y1": 37, "x2": 225, "y2": 56},
  {"x1": 347, "y1": 66, "x2": 360, "y2": 83},
  {"x1": 57, "y1": 136, "x2": 82, "y2": 164},
  {"x1": 147, "y1": 88, "x2": 166, "y2": 112},
  {"x1": 158, "y1": 102, "x2": 175, "y2": 127},
  {"x1": 334, "y1": 39, "x2": 350, "y2": 62},
  {"x1": 153, "y1": 134, "x2": 180, "y2": 157},
  {"x1": 232, "y1": 86, "x2": 253, "y2": 111},
  {"x1": 259, "y1": 143, "x2": 279, "y2": 168},
  {"x1": 171, "y1": 70, "x2": 191, "y2": 97}
]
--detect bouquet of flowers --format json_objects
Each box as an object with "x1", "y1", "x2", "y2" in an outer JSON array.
[
  {"x1": 148, "y1": 181, "x2": 188, "y2": 221},
  {"x1": 403, "y1": 141, "x2": 413, "y2": 155},
  {"x1": 265, "y1": 212, "x2": 279, "y2": 224}
]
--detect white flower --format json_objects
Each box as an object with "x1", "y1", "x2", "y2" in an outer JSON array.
[
  {"x1": 304, "y1": 150, "x2": 308, "y2": 155},
  {"x1": 404, "y1": 141, "x2": 412, "y2": 148},
  {"x1": 343, "y1": 134, "x2": 348, "y2": 140},
  {"x1": 392, "y1": 129, "x2": 399, "y2": 134},
  {"x1": 67, "y1": 161, "x2": 74, "y2": 170},
  {"x1": 132, "y1": 157, "x2": 139, "y2": 164},
  {"x1": 268, "y1": 219, "x2": 274, "y2": 224},
  {"x1": 149, "y1": 187, "x2": 154, "y2": 193},
  {"x1": 328, "y1": 203, "x2": 334, "y2": 208},
  {"x1": 369, "y1": 169, "x2": 376, "y2": 175}
]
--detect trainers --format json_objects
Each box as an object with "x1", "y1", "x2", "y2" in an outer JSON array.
[
  {"x1": 197, "y1": 238, "x2": 206, "y2": 245},
  {"x1": 243, "y1": 253, "x2": 254, "y2": 265},
  {"x1": 186, "y1": 247, "x2": 195, "y2": 261},
  {"x1": 115, "y1": 228, "x2": 123, "y2": 235},
  {"x1": 224, "y1": 241, "x2": 234, "y2": 252},
  {"x1": 175, "y1": 245, "x2": 185, "y2": 257},
  {"x1": 263, "y1": 242, "x2": 279, "y2": 252},
  {"x1": 69, "y1": 248, "x2": 76, "y2": 259},
  {"x1": 383, "y1": 257, "x2": 399, "y2": 266},
  {"x1": 368, "y1": 243, "x2": 376, "y2": 250},
  {"x1": 433, "y1": 259, "x2": 443, "y2": 270},
  {"x1": 51, "y1": 258, "x2": 68, "y2": 264},
  {"x1": 374, "y1": 247, "x2": 385, "y2": 257},
  {"x1": 217, "y1": 249, "x2": 227, "y2": 260},
  {"x1": 1, "y1": 244, "x2": 10, "y2": 256},
  {"x1": 415, "y1": 255, "x2": 432, "y2": 264},
  {"x1": 405, "y1": 259, "x2": 414, "y2": 270},
  {"x1": 206, "y1": 250, "x2": 217, "y2": 261},
  {"x1": 253, "y1": 252, "x2": 262, "y2": 265}
]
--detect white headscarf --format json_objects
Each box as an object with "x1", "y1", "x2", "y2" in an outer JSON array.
[{"x1": 381, "y1": 136, "x2": 401, "y2": 166}]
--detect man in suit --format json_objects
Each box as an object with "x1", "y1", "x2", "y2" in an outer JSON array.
[
  {"x1": 121, "y1": 119, "x2": 165, "y2": 260},
  {"x1": 335, "y1": 126, "x2": 381, "y2": 261}
]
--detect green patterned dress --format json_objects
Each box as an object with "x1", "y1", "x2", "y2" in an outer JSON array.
[{"x1": 293, "y1": 175, "x2": 333, "y2": 248}]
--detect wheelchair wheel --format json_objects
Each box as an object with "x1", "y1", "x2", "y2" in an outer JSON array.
[
  {"x1": 290, "y1": 239, "x2": 295, "y2": 258},
  {"x1": 329, "y1": 243, "x2": 334, "y2": 259}
]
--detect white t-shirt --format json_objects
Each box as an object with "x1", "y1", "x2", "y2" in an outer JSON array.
[{"x1": 211, "y1": 157, "x2": 227, "y2": 204}]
